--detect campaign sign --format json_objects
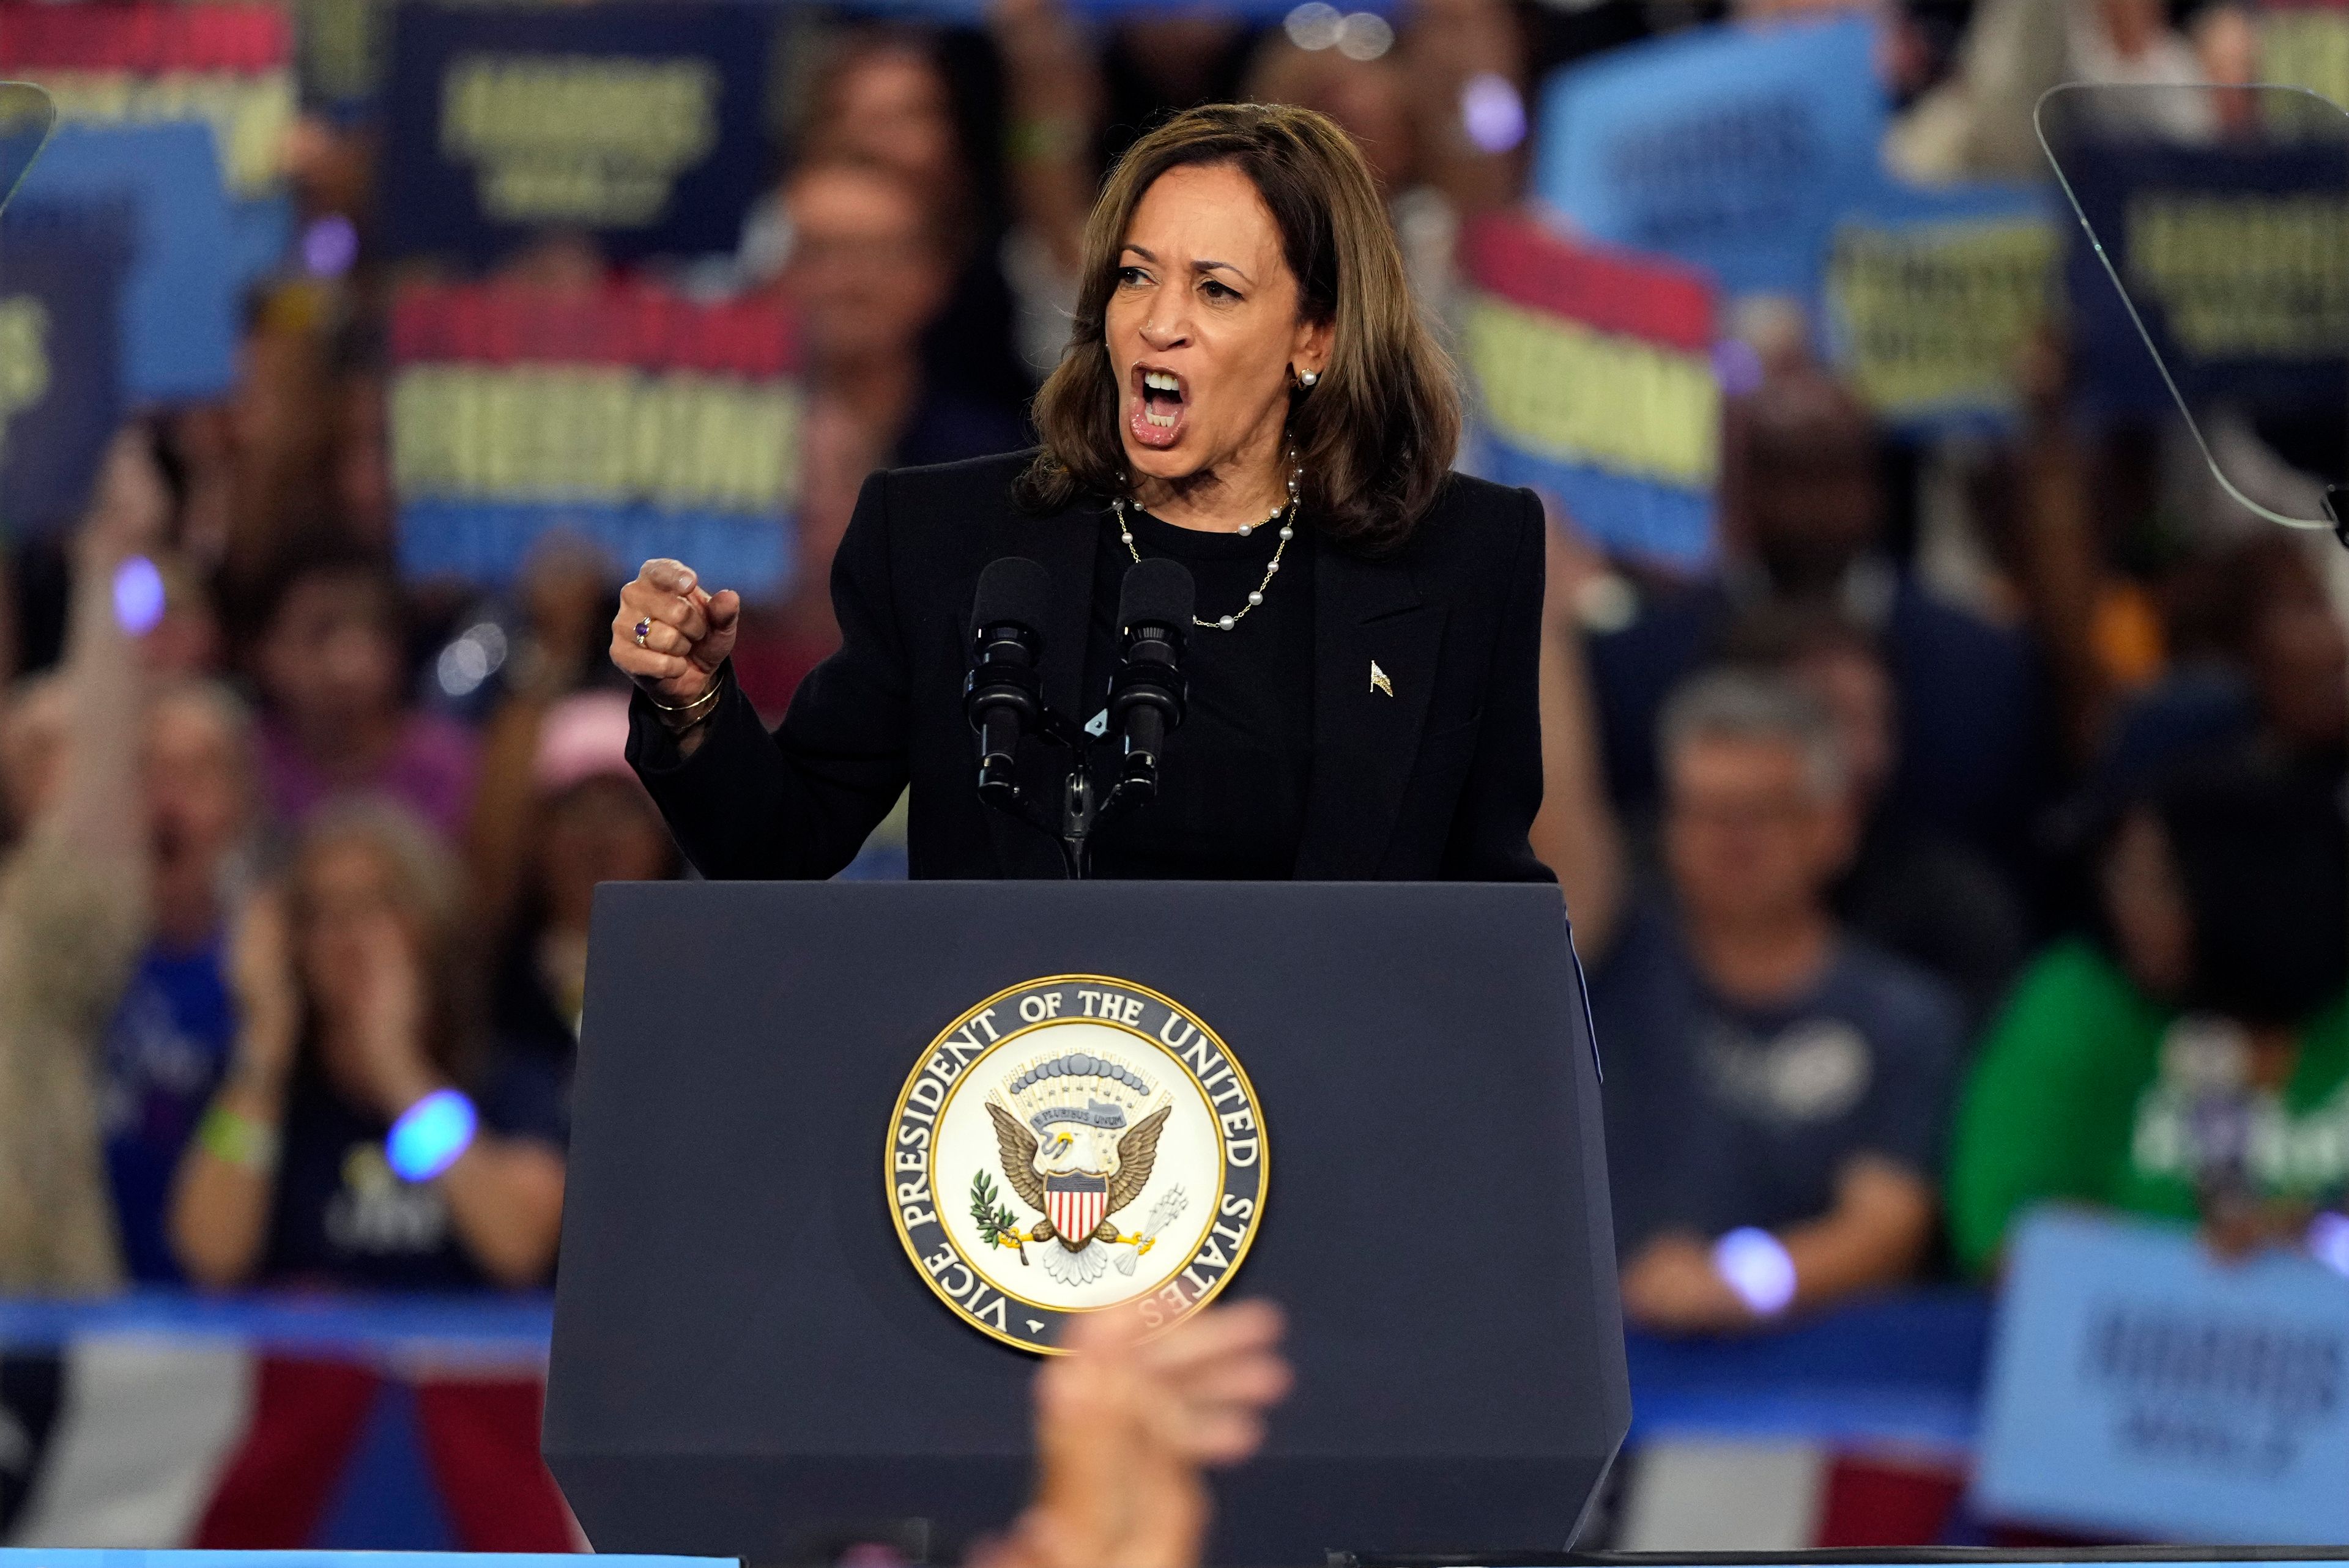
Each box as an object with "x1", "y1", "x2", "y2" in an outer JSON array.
[
  {"x1": 381, "y1": 1, "x2": 770, "y2": 265},
  {"x1": 10, "y1": 123, "x2": 237, "y2": 403},
  {"x1": 2258, "y1": 1, "x2": 2349, "y2": 113},
  {"x1": 1822, "y1": 178, "x2": 2060, "y2": 436},
  {"x1": 0, "y1": 200, "x2": 128, "y2": 538},
  {"x1": 0, "y1": 1556, "x2": 724, "y2": 1568},
  {"x1": 2054, "y1": 135, "x2": 2349, "y2": 417},
  {"x1": 1532, "y1": 17, "x2": 1886, "y2": 301},
  {"x1": 0, "y1": 2, "x2": 297, "y2": 283},
  {"x1": 390, "y1": 281, "x2": 803, "y2": 594},
  {"x1": 1973, "y1": 1207, "x2": 2349, "y2": 1544},
  {"x1": 1458, "y1": 213, "x2": 1718, "y2": 568}
]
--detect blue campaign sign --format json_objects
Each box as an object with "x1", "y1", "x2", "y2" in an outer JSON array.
[
  {"x1": 1820, "y1": 176, "x2": 2060, "y2": 437},
  {"x1": 10, "y1": 122, "x2": 238, "y2": 403},
  {"x1": 380, "y1": 1, "x2": 773, "y2": 266},
  {"x1": 0, "y1": 200, "x2": 130, "y2": 537},
  {"x1": 1973, "y1": 1207, "x2": 2349, "y2": 1544},
  {"x1": 2054, "y1": 134, "x2": 2349, "y2": 419},
  {"x1": 1532, "y1": 17, "x2": 1887, "y2": 301}
]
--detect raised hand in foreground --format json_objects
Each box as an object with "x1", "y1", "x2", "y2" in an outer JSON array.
[{"x1": 976, "y1": 1300, "x2": 1291, "y2": 1568}]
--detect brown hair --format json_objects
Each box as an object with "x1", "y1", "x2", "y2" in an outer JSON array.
[{"x1": 1019, "y1": 103, "x2": 1460, "y2": 553}]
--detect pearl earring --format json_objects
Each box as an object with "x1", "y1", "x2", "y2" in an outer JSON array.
[{"x1": 1299, "y1": 369, "x2": 1319, "y2": 388}]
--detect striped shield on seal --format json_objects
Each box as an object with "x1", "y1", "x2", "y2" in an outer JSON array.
[{"x1": 1045, "y1": 1173, "x2": 1110, "y2": 1246}]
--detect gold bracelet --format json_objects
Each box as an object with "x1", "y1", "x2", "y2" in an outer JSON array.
[{"x1": 646, "y1": 665, "x2": 727, "y2": 721}]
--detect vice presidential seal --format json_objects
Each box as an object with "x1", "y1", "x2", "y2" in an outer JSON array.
[{"x1": 886, "y1": 975, "x2": 1268, "y2": 1353}]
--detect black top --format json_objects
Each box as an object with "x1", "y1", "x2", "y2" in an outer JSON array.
[
  {"x1": 1082, "y1": 508, "x2": 1316, "y2": 879},
  {"x1": 627, "y1": 448, "x2": 1553, "y2": 884}
]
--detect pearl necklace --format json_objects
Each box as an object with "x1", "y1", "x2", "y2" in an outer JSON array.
[{"x1": 1112, "y1": 457, "x2": 1301, "y2": 632}]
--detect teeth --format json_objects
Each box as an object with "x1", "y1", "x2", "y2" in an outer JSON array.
[
  {"x1": 1145, "y1": 412, "x2": 1176, "y2": 427},
  {"x1": 1143, "y1": 371, "x2": 1179, "y2": 393}
]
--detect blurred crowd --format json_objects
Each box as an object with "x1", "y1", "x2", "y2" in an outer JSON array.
[{"x1": 0, "y1": 0, "x2": 2341, "y2": 1336}]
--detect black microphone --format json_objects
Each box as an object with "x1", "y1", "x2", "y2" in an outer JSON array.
[
  {"x1": 1108, "y1": 558, "x2": 1193, "y2": 798},
  {"x1": 965, "y1": 557, "x2": 1052, "y2": 806}
]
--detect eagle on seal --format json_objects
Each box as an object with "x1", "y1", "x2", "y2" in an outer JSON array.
[{"x1": 986, "y1": 1098, "x2": 1171, "y2": 1251}]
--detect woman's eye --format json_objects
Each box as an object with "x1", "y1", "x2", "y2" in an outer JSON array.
[
  {"x1": 1116, "y1": 265, "x2": 1149, "y2": 286},
  {"x1": 1201, "y1": 278, "x2": 1238, "y2": 301}
]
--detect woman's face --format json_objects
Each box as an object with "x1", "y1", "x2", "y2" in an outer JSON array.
[
  {"x1": 297, "y1": 837, "x2": 423, "y2": 1027},
  {"x1": 1104, "y1": 163, "x2": 1328, "y2": 489}
]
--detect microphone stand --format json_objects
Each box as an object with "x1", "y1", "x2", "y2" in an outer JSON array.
[{"x1": 980, "y1": 703, "x2": 1160, "y2": 879}]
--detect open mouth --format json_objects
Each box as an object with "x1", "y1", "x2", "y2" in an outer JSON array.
[{"x1": 1129, "y1": 364, "x2": 1187, "y2": 449}]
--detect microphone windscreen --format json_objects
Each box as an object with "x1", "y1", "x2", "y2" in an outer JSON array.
[
  {"x1": 1117, "y1": 557, "x2": 1195, "y2": 634},
  {"x1": 970, "y1": 557, "x2": 1055, "y2": 639}
]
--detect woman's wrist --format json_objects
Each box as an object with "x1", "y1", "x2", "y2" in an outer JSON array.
[{"x1": 644, "y1": 662, "x2": 729, "y2": 733}]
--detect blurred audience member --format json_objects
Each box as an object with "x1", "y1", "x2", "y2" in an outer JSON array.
[
  {"x1": 491, "y1": 692, "x2": 679, "y2": 1060},
  {"x1": 1948, "y1": 745, "x2": 2348, "y2": 1274},
  {"x1": 170, "y1": 804, "x2": 565, "y2": 1290},
  {"x1": 1888, "y1": 0, "x2": 2222, "y2": 182},
  {"x1": 252, "y1": 548, "x2": 478, "y2": 842},
  {"x1": 1724, "y1": 608, "x2": 2028, "y2": 1028},
  {"x1": 0, "y1": 432, "x2": 168, "y2": 1290},
  {"x1": 1588, "y1": 364, "x2": 2043, "y2": 870},
  {"x1": 102, "y1": 681, "x2": 260, "y2": 1282},
  {"x1": 737, "y1": 155, "x2": 1026, "y2": 712},
  {"x1": 796, "y1": 28, "x2": 1031, "y2": 416},
  {"x1": 2106, "y1": 534, "x2": 2348, "y2": 795},
  {"x1": 1564, "y1": 669, "x2": 1964, "y2": 1334},
  {"x1": 465, "y1": 539, "x2": 626, "y2": 934}
]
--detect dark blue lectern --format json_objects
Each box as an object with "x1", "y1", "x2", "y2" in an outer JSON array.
[{"x1": 544, "y1": 881, "x2": 1628, "y2": 1564}]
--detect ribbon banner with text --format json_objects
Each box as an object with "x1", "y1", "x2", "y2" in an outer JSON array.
[
  {"x1": 1460, "y1": 213, "x2": 1719, "y2": 568},
  {"x1": 382, "y1": 1, "x2": 770, "y2": 265},
  {"x1": 2055, "y1": 134, "x2": 2349, "y2": 417},
  {"x1": 1532, "y1": 16, "x2": 1885, "y2": 301},
  {"x1": 0, "y1": 2, "x2": 294, "y2": 285},
  {"x1": 0, "y1": 201, "x2": 128, "y2": 538},
  {"x1": 1973, "y1": 1207, "x2": 2349, "y2": 1544},
  {"x1": 1822, "y1": 179, "x2": 2060, "y2": 436},
  {"x1": 390, "y1": 282, "x2": 802, "y2": 593}
]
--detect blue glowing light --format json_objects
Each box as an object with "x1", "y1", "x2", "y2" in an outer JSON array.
[
  {"x1": 1713, "y1": 1226, "x2": 1798, "y2": 1317},
  {"x1": 113, "y1": 555, "x2": 165, "y2": 635},
  {"x1": 2310, "y1": 1211, "x2": 2349, "y2": 1279},
  {"x1": 386, "y1": 1088, "x2": 478, "y2": 1182},
  {"x1": 1460, "y1": 73, "x2": 1526, "y2": 155}
]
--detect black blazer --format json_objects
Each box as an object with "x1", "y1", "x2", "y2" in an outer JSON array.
[{"x1": 627, "y1": 449, "x2": 1551, "y2": 882}]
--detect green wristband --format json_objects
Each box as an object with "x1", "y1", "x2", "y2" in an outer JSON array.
[{"x1": 199, "y1": 1101, "x2": 282, "y2": 1172}]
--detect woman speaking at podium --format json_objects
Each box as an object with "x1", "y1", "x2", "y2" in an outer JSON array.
[{"x1": 610, "y1": 103, "x2": 1549, "y2": 883}]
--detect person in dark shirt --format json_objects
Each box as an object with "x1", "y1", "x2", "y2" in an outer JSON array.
[
  {"x1": 170, "y1": 801, "x2": 565, "y2": 1291},
  {"x1": 1562, "y1": 667, "x2": 1964, "y2": 1334},
  {"x1": 1587, "y1": 364, "x2": 2044, "y2": 873},
  {"x1": 1719, "y1": 607, "x2": 2028, "y2": 1030}
]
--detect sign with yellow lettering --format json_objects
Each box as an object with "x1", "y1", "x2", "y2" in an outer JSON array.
[
  {"x1": 1822, "y1": 180, "x2": 2058, "y2": 435},
  {"x1": 0, "y1": 202, "x2": 129, "y2": 538},
  {"x1": 2055, "y1": 136, "x2": 2349, "y2": 415},
  {"x1": 382, "y1": 1, "x2": 769, "y2": 264},
  {"x1": 388, "y1": 281, "x2": 803, "y2": 592},
  {"x1": 1458, "y1": 213, "x2": 1719, "y2": 567}
]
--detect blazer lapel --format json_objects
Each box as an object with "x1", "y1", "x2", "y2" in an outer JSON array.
[
  {"x1": 1295, "y1": 546, "x2": 1444, "y2": 879},
  {"x1": 977, "y1": 500, "x2": 1102, "y2": 878}
]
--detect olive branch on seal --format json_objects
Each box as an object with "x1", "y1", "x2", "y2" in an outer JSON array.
[{"x1": 971, "y1": 1170, "x2": 1028, "y2": 1264}]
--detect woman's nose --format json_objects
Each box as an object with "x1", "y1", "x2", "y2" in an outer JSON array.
[{"x1": 1140, "y1": 312, "x2": 1187, "y2": 350}]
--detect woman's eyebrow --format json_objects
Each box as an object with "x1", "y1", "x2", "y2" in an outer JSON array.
[{"x1": 1122, "y1": 244, "x2": 1252, "y2": 284}]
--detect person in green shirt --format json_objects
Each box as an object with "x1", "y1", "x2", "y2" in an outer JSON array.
[{"x1": 1949, "y1": 746, "x2": 2348, "y2": 1275}]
